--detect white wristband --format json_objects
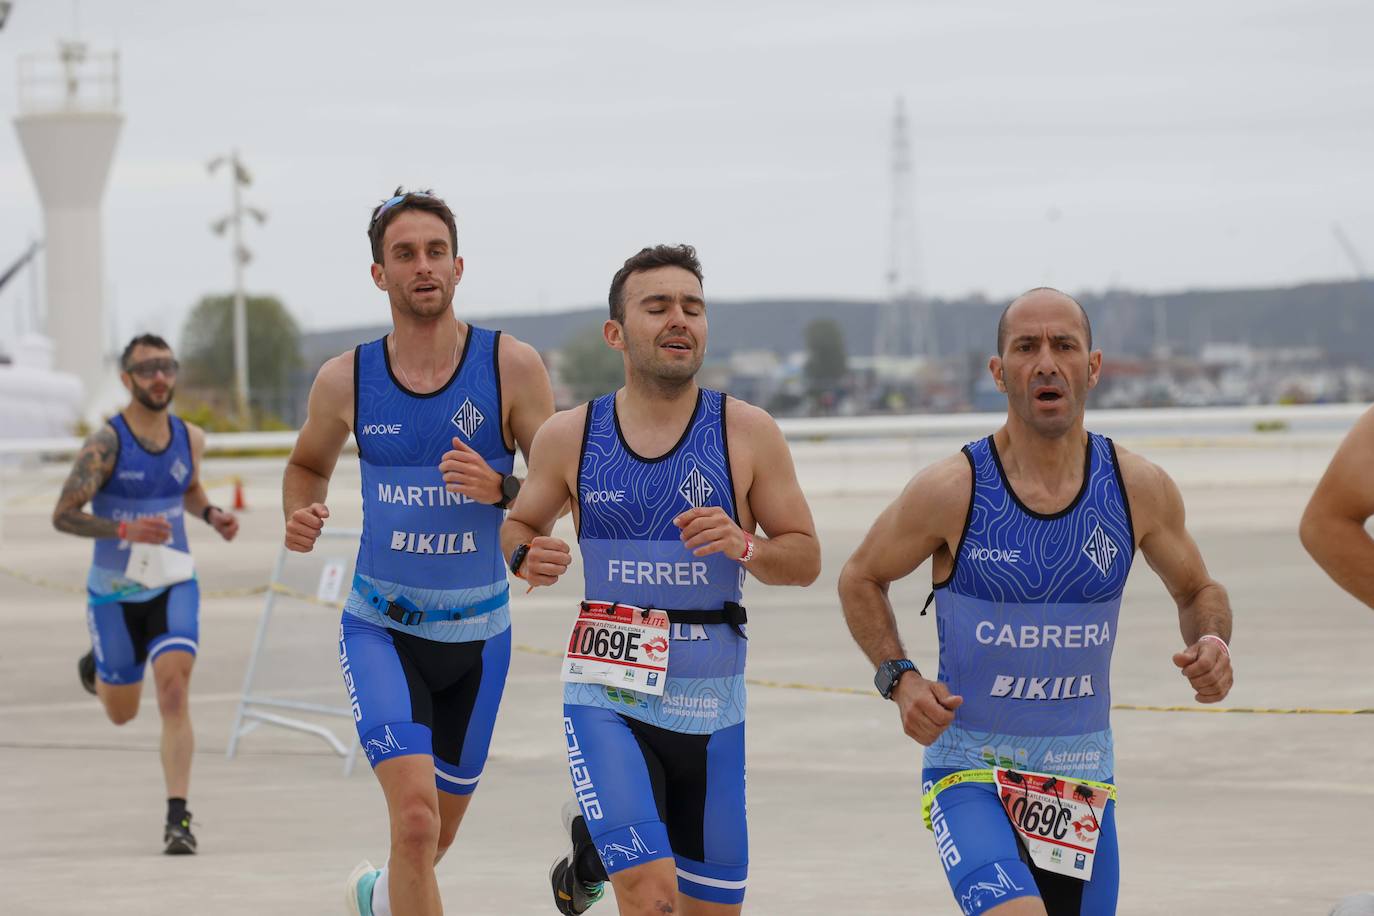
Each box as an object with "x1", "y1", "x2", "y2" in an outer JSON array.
[{"x1": 1198, "y1": 634, "x2": 1230, "y2": 658}]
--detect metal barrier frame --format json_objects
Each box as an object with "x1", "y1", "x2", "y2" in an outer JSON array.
[{"x1": 226, "y1": 528, "x2": 362, "y2": 775}]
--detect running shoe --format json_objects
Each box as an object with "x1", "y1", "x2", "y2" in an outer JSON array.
[
  {"x1": 78, "y1": 650, "x2": 96, "y2": 695},
  {"x1": 345, "y1": 859, "x2": 380, "y2": 916},
  {"x1": 551, "y1": 800, "x2": 605, "y2": 915},
  {"x1": 163, "y1": 811, "x2": 197, "y2": 855}
]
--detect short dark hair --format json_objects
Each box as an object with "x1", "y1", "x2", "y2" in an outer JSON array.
[
  {"x1": 608, "y1": 244, "x2": 704, "y2": 323},
  {"x1": 996, "y1": 287, "x2": 1093, "y2": 354},
  {"x1": 121, "y1": 333, "x2": 172, "y2": 369},
  {"x1": 367, "y1": 187, "x2": 458, "y2": 265}
]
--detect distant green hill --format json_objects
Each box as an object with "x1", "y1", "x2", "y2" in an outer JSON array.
[{"x1": 302, "y1": 278, "x2": 1372, "y2": 366}]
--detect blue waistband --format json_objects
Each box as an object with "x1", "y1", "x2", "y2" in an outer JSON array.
[
  {"x1": 351, "y1": 574, "x2": 509, "y2": 626},
  {"x1": 88, "y1": 577, "x2": 194, "y2": 606}
]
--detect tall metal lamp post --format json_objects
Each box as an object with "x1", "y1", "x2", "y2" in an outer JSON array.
[{"x1": 208, "y1": 151, "x2": 266, "y2": 428}]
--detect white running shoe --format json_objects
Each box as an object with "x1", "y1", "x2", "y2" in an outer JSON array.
[{"x1": 345, "y1": 859, "x2": 379, "y2": 916}]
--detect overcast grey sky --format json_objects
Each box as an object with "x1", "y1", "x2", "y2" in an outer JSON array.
[{"x1": 1, "y1": 0, "x2": 1371, "y2": 350}]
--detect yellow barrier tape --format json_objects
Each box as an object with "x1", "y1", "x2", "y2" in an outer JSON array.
[
  {"x1": 0, "y1": 563, "x2": 266, "y2": 601},
  {"x1": 1110, "y1": 703, "x2": 1373, "y2": 715},
  {"x1": 3, "y1": 564, "x2": 1370, "y2": 715}
]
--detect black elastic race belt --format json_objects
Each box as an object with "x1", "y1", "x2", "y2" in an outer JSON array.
[{"x1": 579, "y1": 600, "x2": 747, "y2": 637}]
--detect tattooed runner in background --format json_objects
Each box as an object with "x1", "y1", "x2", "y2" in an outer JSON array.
[{"x1": 54, "y1": 333, "x2": 239, "y2": 855}]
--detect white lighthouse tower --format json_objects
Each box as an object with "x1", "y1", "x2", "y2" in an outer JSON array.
[{"x1": 13, "y1": 40, "x2": 123, "y2": 414}]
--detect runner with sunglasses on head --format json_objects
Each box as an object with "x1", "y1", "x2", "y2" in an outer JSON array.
[
  {"x1": 838, "y1": 288, "x2": 1234, "y2": 915},
  {"x1": 54, "y1": 333, "x2": 239, "y2": 855},
  {"x1": 283, "y1": 188, "x2": 555, "y2": 916}
]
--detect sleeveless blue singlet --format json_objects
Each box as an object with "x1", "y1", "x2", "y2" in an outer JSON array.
[
  {"x1": 925, "y1": 433, "x2": 1135, "y2": 784},
  {"x1": 569, "y1": 388, "x2": 746, "y2": 735},
  {"x1": 345, "y1": 327, "x2": 513, "y2": 643},
  {"x1": 87, "y1": 413, "x2": 193, "y2": 602}
]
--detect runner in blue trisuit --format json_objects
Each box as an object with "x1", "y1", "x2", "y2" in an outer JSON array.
[
  {"x1": 839, "y1": 288, "x2": 1235, "y2": 916},
  {"x1": 283, "y1": 189, "x2": 555, "y2": 916},
  {"x1": 53, "y1": 333, "x2": 240, "y2": 855},
  {"x1": 502, "y1": 244, "x2": 821, "y2": 916}
]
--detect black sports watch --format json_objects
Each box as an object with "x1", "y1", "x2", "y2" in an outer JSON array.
[
  {"x1": 509, "y1": 543, "x2": 531, "y2": 576},
  {"x1": 495, "y1": 474, "x2": 522, "y2": 510},
  {"x1": 874, "y1": 659, "x2": 920, "y2": 699}
]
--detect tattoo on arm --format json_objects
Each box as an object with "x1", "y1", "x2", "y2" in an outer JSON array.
[{"x1": 52, "y1": 426, "x2": 120, "y2": 538}]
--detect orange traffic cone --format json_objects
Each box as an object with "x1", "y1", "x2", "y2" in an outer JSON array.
[{"x1": 232, "y1": 477, "x2": 247, "y2": 511}]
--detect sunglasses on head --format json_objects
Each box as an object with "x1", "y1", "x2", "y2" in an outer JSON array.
[
  {"x1": 126, "y1": 358, "x2": 179, "y2": 379},
  {"x1": 370, "y1": 191, "x2": 434, "y2": 229}
]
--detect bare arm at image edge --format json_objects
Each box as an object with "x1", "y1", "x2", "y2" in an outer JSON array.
[{"x1": 1300, "y1": 405, "x2": 1374, "y2": 609}]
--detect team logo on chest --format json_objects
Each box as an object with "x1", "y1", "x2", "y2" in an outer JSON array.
[
  {"x1": 169, "y1": 458, "x2": 189, "y2": 485},
  {"x1": 678, "y1": 466, "x2": 713, "y2": 507},
  {"x1": 451, "y1": 398, "x2": 485, "y2": 439},
  {"x1": 1081, "y1": 522, "x2": 1119, "y2": 576}
]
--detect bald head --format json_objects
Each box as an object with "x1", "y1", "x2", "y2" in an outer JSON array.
[{"x1": 996, "y1": 287, "x2": 1093, "y2": 355}]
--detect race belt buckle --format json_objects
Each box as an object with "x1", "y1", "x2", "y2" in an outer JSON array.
[
  {"x1": 561, "y1": 600, "x2": 670, "y2": 697},
  {"x1": 994, "y1": 767, "x2": 1111, "y2": 881}
]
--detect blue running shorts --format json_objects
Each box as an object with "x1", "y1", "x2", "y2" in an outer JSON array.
[
  {"x1": 86, "y1": 580, "x2": 199, "y2": 685},
  {"x1": 339, "y1": 612, "x2": 510, "y2": 795},
  {"x1": 563, "y1": 703, "x2": 748, "y2": 905},
  {"x1": 923, "y1": 766, "x2": 1119, "y2": 916}
]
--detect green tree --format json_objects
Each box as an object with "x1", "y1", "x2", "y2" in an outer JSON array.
[
  {"x1": 803, "y1": 318, "x2": 848, "y2": 395},
  {"x1": 560, "y1": 322, "x2": 624, "y2": 403},
  {"x1": 179, "y1": 294, "x2": 304, "y2": 419}
]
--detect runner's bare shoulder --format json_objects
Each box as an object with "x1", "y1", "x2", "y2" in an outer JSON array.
[
  {"x1": 495, "y1": 331, "x2": 545, "y2": 376},
  {"x1": 722, "y1": 395, "x2": 780, "y2": 438},
  {"x1": 904, "y1": 452, "x2": 975, "y2": 534},
  {"x1": 1108, "y1": 443, "x2": 1175, "y2": 531},
  {"x1": 306, "y1": 350, "x2": 357, "y2": 423},
  {"x1": 529, "y1": 402, "x2": 591, "y2": 458}
]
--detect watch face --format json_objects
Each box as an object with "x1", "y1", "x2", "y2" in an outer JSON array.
[
  {"x1": 875, "y1": 663, "x2": 895, "y2": 698},
  {"x1": 502, "y1": 475, "x2": 522, "y2": 500}
]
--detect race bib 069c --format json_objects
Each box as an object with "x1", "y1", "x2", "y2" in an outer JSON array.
[{"x1": 994, "y1": 767, "x2": 1112, "y2": 881}]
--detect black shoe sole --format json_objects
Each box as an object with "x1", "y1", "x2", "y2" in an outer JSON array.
[
  {"x1": 550, "y1": 857, "x2": 580, "y2": 916},
  {"x1": 163, "y1": 838, "x2": 197, "y2": 855},
  {"x1": 78, "y1": 651, "x2": 96, "y2": 695}
]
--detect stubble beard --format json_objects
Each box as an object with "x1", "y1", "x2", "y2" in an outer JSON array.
[
  {"x1": 394, "y1": 284, "x2": 454, "y2": 322},
  {"x1": 132, "y1": 383, "x2": 173, "y2": 412},
  {"x1": 627, "y1": 338, "x2": 702, "y2": 397}
]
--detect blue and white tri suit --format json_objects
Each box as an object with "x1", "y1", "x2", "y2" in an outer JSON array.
[
  {"x1": 338, "y1": 327, "x2": 513, "y2": 795},
  {"x1": 85, "y1": 414, "x2": 199, "y2": 685},
  {"x1": 923, "y1": 433, "x2": 1134, "y2": 915},
  {"x1": 563, "y1": 388, "x2": 750, "y2": 905}
]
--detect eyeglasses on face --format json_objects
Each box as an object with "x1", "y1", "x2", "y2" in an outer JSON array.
[{"x1": 126, "y1": 358, "x2": 179, "y2": 379}]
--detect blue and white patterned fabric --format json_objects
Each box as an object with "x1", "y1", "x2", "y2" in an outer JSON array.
[
  {"x1": 569, "y1": 389, "x2": 747, "y2": 735},
  {"x1": 87, "y1": 414, "x2": 193, "y2": 602},
  {"x1": 925, "y1": 433, "x2": 1135, "y2": 783},
  {"x1": 345, "y1": 327, "x2": 513, "y2": 643}
]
